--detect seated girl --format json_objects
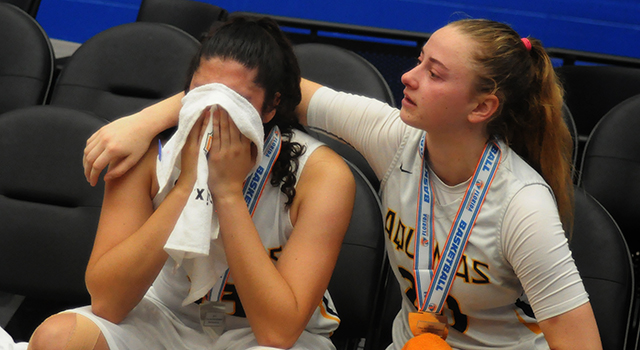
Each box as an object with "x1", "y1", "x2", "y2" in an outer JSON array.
[{"x1": 28, "y1": 16, "x2": 355, "y2": 350}]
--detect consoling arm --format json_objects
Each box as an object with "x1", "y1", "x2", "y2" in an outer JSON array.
[
  {"x1": 295, "y1": 78, "x2": 323, "y2": 126},
  {"x1": 83, "y1": 79, "x2": 326, "y2": 186},
  {"x1": 83, "y1": 92, "x2": 184, "y2": 186}
]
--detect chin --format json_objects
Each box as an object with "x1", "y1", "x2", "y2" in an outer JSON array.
[{"x1": 399, "y1": 108, "x2": 417, "y2": 127}]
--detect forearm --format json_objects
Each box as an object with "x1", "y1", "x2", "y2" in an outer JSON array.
[
  {"x1": 86, "y1": 184, "x2": 192, "y2": 323},
  {"x1": 137, "y1": 92, "x2": 183, "y2": 133},
  {"x1": 214, "y1": 194, "x2": 309, "y2": 348},
  {"x1": 295, "y1": 79, "x2": 323, "y2": 126},
  {"x1": 83, "y1": 93, "x2": 184, "y2": 185}
]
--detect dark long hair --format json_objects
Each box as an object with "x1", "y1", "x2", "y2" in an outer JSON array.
[
  {"x1": 449, "y1": 19, "x2": 574, "y2": 233},
  {"x1": 185, "y1": 16, "x2": 305, "y2": 205}
]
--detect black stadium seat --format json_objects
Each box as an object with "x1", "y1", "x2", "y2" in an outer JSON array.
[
  {"x1": 0, "y1": 3, "x2": 53, "y2": 115},
  {"x1": 49, "y1": 22, "x2": 200, "y2": 122},
  {"x1": 0, "y1": 0, "x2": 41, "y2": 17},
  {"x1": 570, "y1": 187, "x2": 634, "y2": 350},
  {"x1": 294, "y1": 42, "x2": 395, "y2": 190},
  {"x1": 328, "y1": 161, "x2": 386, "y2": 350},
  {"x1": 295, "y1": 43, "x2": 395, "y2": 107},
  {"x1": 556, "y1": 64, "x2": 640, "y2": 172},
  {"x1": 578, "y1": 94, "x2": 640, "y2": 349},
  {"x1": 0, "y1": 106, "x2": 107, "y2": 341},
  {"x1": 136, "y1": 0, "x2": 228, "y2": 41}
]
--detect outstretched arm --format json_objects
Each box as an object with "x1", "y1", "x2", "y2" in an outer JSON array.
[
  {"x1": 295, "y1": 78, "x2": 323, "y2": 126},
  {"x1": 83, "y1": 92, "x2": 184, "y2": 186},
  {"x1": 83, "y1": 80, "x2": 327, "y2": 186}
]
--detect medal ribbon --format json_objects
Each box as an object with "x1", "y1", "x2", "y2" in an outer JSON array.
[
  {"x1": 414, "y1": 135, "x2": 501, "y2": 313},
  {"x1": 202, "y1": 126, "x2": 282, "y2": 302}
]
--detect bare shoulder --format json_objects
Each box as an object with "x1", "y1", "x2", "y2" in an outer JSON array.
[
  {"x1": 302, "y1": 145, "x2": 354, "y2": 187},
  {"x1": 105, "y1": 137, "x2": 159, "y2": 198},
  {"x1": 290, "y1": 143, "x2": 355, "y2": 240},
  {"x1": 293, "y1": 145, "x2": 356, "y2": 214}
]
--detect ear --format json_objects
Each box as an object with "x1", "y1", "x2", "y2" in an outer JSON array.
[
  {"x1": 469, "y1": 94, "x2": 499, "y2": 124},
  {"x1": 262, "y1": 92, "x2": 281, "y2": 124}
]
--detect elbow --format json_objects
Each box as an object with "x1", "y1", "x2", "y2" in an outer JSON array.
[
  {"x1": 90, "y1": 298, "x2": 127, "y2": 324},
  {"x1": 255, "y1": 336, "x2": 298, "y2": 349},
  {"x1": 85, "y1": 271, "x2": 126, "y2": 324},
  {"x1": 254, "y1": 327, "x2": 304, "y2": 349},
  {"x1": 88, "y1": 283, "x2": 129, "y2": 324}
]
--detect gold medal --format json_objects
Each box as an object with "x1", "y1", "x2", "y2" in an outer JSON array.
[{"x1": 408, "y1": 311, "x2": 449, "y2": 339}]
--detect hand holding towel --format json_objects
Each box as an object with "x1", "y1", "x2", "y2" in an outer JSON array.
[{"x1": 156, "y1": 83, "x2": 264, "y2": 305}]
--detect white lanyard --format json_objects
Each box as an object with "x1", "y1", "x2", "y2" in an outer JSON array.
[
  {"x1": 202, "y1": 126, "x2": 282, "y2": 302},
  {"x1": 414, "y1": 135, "x2": 501, "y2": 313}
]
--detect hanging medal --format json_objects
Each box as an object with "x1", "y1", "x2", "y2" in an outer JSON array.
[
  {"x1": 199, "y1": 126, "x2": 282, "y2": 339},
  {"x1": 409, "y1": 135, "x2": 501, "y2": 339}
]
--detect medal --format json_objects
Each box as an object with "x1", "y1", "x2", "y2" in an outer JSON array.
[
  {"x1": 199, "y1": 301, "x2": 226, "y2": 340},
  {"x1": 410, "y1": 137, "x2": 501, "y2": 339},
  {"x1": 194, "y1": 127, "x2": 282, "y2": 339},
  {"x1": 408, "y1": 311, "x2": 449, "y2": 339}
]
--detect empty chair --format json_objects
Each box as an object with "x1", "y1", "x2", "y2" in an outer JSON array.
[
  {"x1": 579, "y1": 93, "x2": 640, "y2": 267},
  {"x1": 0, "y1": 106, "x2": 107, "y2": 341},
  {"x1": 561, "y1": 103, "x2": 579, "y2": 181},
  {"x1": 327, "y1": 161, "x2": 386, "y2": 350},
  {"x1": 555, "y1": 65, "x2": 640, "y2": 155},
  {"x1": 0, "y1": 0, "x2": 41, "y2": 17},
  {"x1": 0, "y1": 2, "x2": 53, "y2": 115},
  {"x1": 49, "y1": 22, "x2": 200, "y2": 122},
  {"x1": 578, "y1": 93, "x2": 640, "y2": 346},
  {"x1": 367, "y1": 262, "x2": 401, "y2": 350},
  {"x1": 294, "y1": 43, "x2": 395, "y2": 107},
  {"x1": 295, "y1": 43, "x2": 394, "y2": 189},
  {"x1": 570, "y1": 187, "x2": 634, "y2": 350},
  {"x1": 136, "y1": 0, "x2": 228, "y2": 41}
]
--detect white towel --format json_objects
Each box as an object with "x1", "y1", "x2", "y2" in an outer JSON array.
[{"x1": 156, "y1": 83, "x2": 264, "y2": 305}]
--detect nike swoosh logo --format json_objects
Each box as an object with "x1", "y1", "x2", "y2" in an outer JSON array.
[{"x1": 400, "y1": 163, "x2": 412, "y2": 174}]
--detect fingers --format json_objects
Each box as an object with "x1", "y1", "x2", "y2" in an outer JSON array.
[
  {"x1": 180, "y1": 108, "x2": 212, "y2": 179},
  {"x1": 87, "y1": 153, "x2": 109, "y2": 186},
  {"x1": 190, "y1": 108, "x2": 210, "y2": 147},
  {"x1": 84, "y1": 133, "x2": 109, "y2": 187},
  {"x1": 228, "y1": 112, "x2": 245, "y2": 144},
  {"x1": 206, "y1": 108, "x2": 254, "y2": 196},
  {"x1": 104, "y1": 157, "x2": 138, "y2": 182},
  {"x1": 83, "y1": 132, "x2": 102, "y2": 183},
  {"x1": 217, "y1": 107, "x2": 230, "y2": 149},
  {"x1": 212, "y1": 108, "x2": 246, "y2": 149}
]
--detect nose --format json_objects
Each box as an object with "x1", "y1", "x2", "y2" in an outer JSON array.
[{"x1": 401, "y1": 65, "x2": 418, "y2": 89}]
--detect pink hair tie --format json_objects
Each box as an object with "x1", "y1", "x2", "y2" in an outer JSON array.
[{"x1": 521, "y1": 37, "x2": 532, "y2": 51}]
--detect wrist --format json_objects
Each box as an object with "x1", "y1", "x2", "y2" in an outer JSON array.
[
  {"x1": 135, "y1": 109, "x2": 167, "y2": 137},
  {"x1": 170, "y1": 179, "x2": 195, "y2": 200},
  {"x1": 212, "y1": 189, "x2": 245, "y2": 208}
]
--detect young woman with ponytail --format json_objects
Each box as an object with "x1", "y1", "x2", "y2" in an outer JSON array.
[{"x1": 82, "y1": 18, "x2": 601, "y2": 350}]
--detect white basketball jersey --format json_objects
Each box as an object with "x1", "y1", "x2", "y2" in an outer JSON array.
[
  {"x1": 308, "y1": 87, "x2": 588, "y2": 350},
  {"x1": 151, "y1": 130, "x2": 340, "y2": 336}
]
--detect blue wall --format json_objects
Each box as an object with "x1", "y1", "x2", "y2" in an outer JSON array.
[{"x1": 36, "y1": 0, "x2": 640, "y2": 59}]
